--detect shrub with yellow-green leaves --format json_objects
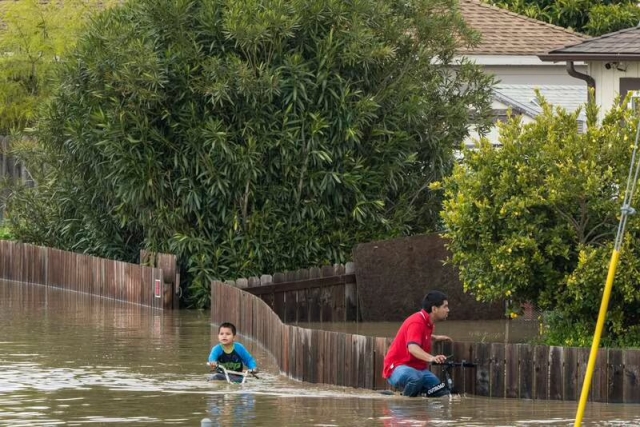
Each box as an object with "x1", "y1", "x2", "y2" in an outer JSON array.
[{"x1": 440, "y1": 96, "x2": 640, "y2": 347}]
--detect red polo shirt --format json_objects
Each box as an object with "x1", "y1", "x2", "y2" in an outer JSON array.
[{"x1": 382, "y1": 309, "x2": 434, "y2": 378}]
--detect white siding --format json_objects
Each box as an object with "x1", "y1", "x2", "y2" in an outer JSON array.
[
  {"x1": 484, "y1": 64, "x2": 588, "y2": 85},
  {"x1": 590, "y1": 61, "x2": 640, "y2": 118}
]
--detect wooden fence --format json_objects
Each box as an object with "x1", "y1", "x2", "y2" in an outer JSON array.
[
  {"x1": 233, "y1": 263, "x2": 358, "y2": 323},
  {"x1": 0, "y1": 240, "x2": 176, "y2": 309},
  {"x1": 212, "y1": 280, "x2": 640, "y2": 403},
  {"x1": 229, "y1": 254, "x2": 505, "y2": 323}
]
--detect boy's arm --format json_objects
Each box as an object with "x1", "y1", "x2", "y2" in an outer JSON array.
[
  {"x1": 208, "y1": 345, "x2": 222, "y2": 364},
  {"x1": 235, "y1": 343, "x2": 258, "y2": 370}
]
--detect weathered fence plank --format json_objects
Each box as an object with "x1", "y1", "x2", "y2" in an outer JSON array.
[
  {"x1": 534, "y1": 345, "x2": 550, "y2": 400},
  {"x1": 0, "y1": 241, "x2": 171, "y2": 308},
  {"x1": 490, "y1": 343, "x2": 506, "y2": 398},
  {"x1": 623, "y1": 349, "x2": 640, "y2": 403},
  {"x1": 474, "y1": 342, "x2": 491, "y2": 397},
  {"x1": 563, "y1": 347, "x2": 577, "y2": 401},
  {"x1": 591, "y1": 348, "x2": 608, "y2": 403},
  {"x1": 505, "y1": 344, "x2": 518, "y2": 398},
  {"x1": 608, "y1": 349, "x2": 624, "y2": 403},
  {"x1": 549, "y1": 346, "x2": 563, "y2": 400},
  {"x1": 518, "y1": 344, "x2": 533, "y2": 399}
]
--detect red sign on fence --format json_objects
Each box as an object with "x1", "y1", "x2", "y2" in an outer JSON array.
[{"x1": 154, "y1": 279, "x2": 161, "y2": 298}]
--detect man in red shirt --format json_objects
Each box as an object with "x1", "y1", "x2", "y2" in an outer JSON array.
[{"x1": 382, "y1": 290, "x2": 452, "y2": 397}]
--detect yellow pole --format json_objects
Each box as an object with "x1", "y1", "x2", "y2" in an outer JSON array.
[{"x1": 574, "y1": 249, "x2": 621, "y2": 426}]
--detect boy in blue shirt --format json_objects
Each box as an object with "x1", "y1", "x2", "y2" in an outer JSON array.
[{"x1": 208, "y1": 322, "x2": 258, "y2": 381}]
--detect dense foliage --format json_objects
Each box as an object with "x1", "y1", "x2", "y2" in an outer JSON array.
[
  {"x1": 487, "y1": 0, "x2": 640, "y2": 36},
  {"x1": 0, "y1": 0, "x2": 112, "y2": 133},
  {"x1": 440, "y1": 97, "x2": 640, "y2": 347},
  {"x1": 6, "y1": 0, "x2": 495, "y2": 307},
  {"x1": 0, "y1": 226, "x2": 12, "y2": 240}
]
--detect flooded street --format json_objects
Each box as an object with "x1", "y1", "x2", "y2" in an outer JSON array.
[{"x1": 1, "y1": 280, "x2": 639, "y2": 426}]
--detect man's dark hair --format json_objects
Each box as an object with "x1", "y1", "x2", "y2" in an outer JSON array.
[
  {"x1": 422, "y1": 291, "x2": 448, "y2": 313},
  {"x1": 218, "y1": 322, "x2": 237, "y2": 335}
]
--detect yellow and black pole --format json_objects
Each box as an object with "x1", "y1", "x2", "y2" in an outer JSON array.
[{"x1": 574, "y1": 121, "x2": 640, "y2": 426}]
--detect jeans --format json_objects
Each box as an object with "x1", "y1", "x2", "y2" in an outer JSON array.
[{"x1": 387, "y1": 365, "x2": 449, "y2": 397}]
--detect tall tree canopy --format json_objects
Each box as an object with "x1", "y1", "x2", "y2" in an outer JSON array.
[
  {"x1": 7, "y1": 0, "x2": 494, "y2": 307},
  {"x1": 487, "y1": 0, "x2": 640, "y2": 36},
  {"x1": 0, "y1": 0, "x2": 113, "y2": 133},
  {"x1": 440, "y1": 97, "x2": 640, "y2": 347}
]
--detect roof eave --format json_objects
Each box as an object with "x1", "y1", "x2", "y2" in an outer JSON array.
[{"x1": 539, "y1": 53, "x2": 640, "y2": 62}]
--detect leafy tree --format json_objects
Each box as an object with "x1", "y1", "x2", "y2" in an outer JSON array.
[
  {"x1": 439, "y1": 96, "x2": 640, "y2": 347},
  {"x1": 6, "y1": 0, "x2": 495, "y2": 308},
  {"x1": 486, "y1": 0, "x2": 640, "y2": 36},
  {"x1": 0, "y1": 0, "x2": 112, "y2": 133}
]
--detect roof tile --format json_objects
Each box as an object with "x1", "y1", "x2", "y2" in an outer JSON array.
[
  {"x1": 459, "y1": 0, "x2": 589, "y2": 56},
  {"x1": 548, "y1": 26, "x2": 640, "y2": 56}
]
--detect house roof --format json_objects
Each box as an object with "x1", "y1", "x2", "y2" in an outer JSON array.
[
  {"x1": 494, "y1": 84, "x2": 587, "y2": 122},
  {"x1": 539, "y1": 26, "x2": 640, "y2": 62},
  {"x1": 458, "y1": 0, "x2": 588, "y2": 56}
]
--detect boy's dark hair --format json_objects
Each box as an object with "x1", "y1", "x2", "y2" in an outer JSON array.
[
  {"x1": 422, "y1": 291, "x2": 448, "y2": 313},
  {"x1": 218, "y1": 322, "x2": 237, "y2": 335}
]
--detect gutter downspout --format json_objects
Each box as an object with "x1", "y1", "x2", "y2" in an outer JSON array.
[{"x1": 566, "y1": 61, "x2": 595, "y2": 102}]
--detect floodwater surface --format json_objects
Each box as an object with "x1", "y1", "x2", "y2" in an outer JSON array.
[{"x1": 1, "y1": 280, "x2": 639, "y2": 426}]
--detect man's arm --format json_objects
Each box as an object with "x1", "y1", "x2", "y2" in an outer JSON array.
[
  {"x1": 407, "y1": 343, "x2": 447, "y2": 364},
  {"x1": 432, "y1": 334, "x2": 453, "y2": 342}
]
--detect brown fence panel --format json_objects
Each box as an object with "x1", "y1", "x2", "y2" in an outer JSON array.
[
  {"x1": 313, "y1": 329, "x2": 324, "y2": 384},
  {"x1": 141, "y1": 262, "x2": 152, "y2": 306},
  {"x1": 0, "y1": 241, "x2": 171, "y2": 308},
  {"x1": 505, "y1": 344, "x2": 518, "y2": 398},
  {"x1": 0, "y1": 241, "x2": 8, "y2": 278},
  {"x1": 490, "y1": 343, "x2": 506, "y2": 398},
  {"x1": 608, "y1": 349, "x2": 624, "y2": 403},
  {"x1": 450, "y1": 341, "x2": 474, "y2": 394},
  {"x1": 549, "y1": 346, "x2": 563, "y2": 400},
  {"x1": 308, "y1": 287, "x2": 321, "y2": 322},
  {"x1": 623, "y1": 349, "x2": 640, "y2": 403},
  {"x1": 295, "y1": 326, "x2": 305, "y2": 381},
  {"x1": 284, "y1": 290, "x2": 297, "y2": 323},
  {"x1": 12, "y1": 242, "x2": 21, "y2": 282},
  {"x1": 332, "y1": 284, "x2": 346, "y2": 322},
  {"x1": 474, "y1": 342, "x2": 491, "y2": 397},
  {"x1": 534, "y1": 345, "x2": 550, "y2": 400},
  {"x1": 591, "y1": 348, "x2": 609, "y2": 403},
  {"x1": 562, "y1": 347, "x2": 577, "y2": 401},
  {"x1": 518, "y1": 344, "x2": 534, "y2": 399},
  {"x1": 364, "y1": 336, "x2": 375, "y2": 389},
  {"x1": 353, "y1": 334, "x2": 366, "y2": 388},
  {"x1": 274, "y1": 290, "x2": 285, "y2": 320},
  {"x1": 575, "y1": 348, "x2": 589, "y2": 402},
  {"x1": 374, "y1": 337, "x2": 389, "y2": 390}
]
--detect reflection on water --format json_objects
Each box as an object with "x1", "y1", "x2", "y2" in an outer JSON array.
[
  {"x1": 294, "y1": 319, "x2": 541, "y2": 344},
  {"x1": 1, "y1": 280, "x2": 639, "y2": 426}
]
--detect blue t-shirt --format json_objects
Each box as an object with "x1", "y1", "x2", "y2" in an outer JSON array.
[{"x1": 208, "y1": 342, "x2": 257, "y2": 372}]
